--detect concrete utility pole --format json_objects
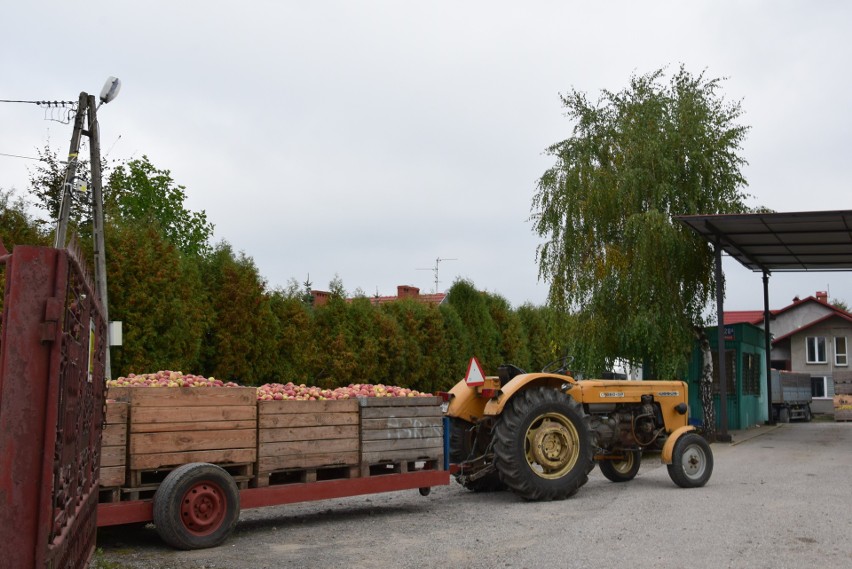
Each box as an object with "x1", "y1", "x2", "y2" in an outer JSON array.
[
  {"x1": 53, "y1": 92, "x2": 89, "y2": 248},
  {"x1": 87, "y1": 94, "x2": 111, "y2": 379},
  {"x1": 53, "y1": 78, "x2": 120, "y2": 379}
]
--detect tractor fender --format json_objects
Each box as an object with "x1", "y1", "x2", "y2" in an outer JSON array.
[
  {"x1": 483, "y1": 373, "x2": 575, "y2": 416},
  {"x1": 661, "y1": 425, "x2": 697, "y2": 464},
  {"x1": 445, "y1": 378, "x2": 489, "y2": 423}
]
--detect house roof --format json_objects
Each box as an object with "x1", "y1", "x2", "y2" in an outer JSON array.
[
  {"x1": 771, "y1": 311, "x2": 852, "y2": 343},
  {"x1": 723, "y1": 294, "x2": 852, "y2": 342},
  {"x1": 676, "y1": 210, "x2": 852, "y2": 272},
  {"x1": 364, "y1": 292, "x2": 447, "y2": 305},
  {"x1": 724, "y1": 311, "x2": 768, "y2": 325}
]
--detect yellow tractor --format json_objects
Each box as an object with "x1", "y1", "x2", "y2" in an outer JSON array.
[{"x1": 444, "y1": 357, "x2": 713, "y2": 500}]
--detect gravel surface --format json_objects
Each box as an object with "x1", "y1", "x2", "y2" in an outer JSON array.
[{"x1": 91, "y1": 422, "x2": 852, "y2": 569}]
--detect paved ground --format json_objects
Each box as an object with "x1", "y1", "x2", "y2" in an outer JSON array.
[{"x1": 91, "y1": 421, "x2": 852, "y2": 569}]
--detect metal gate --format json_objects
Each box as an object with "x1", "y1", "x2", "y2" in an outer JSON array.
[{"x1": 0, "y1": 240, "x2": 107, "y2": 569}]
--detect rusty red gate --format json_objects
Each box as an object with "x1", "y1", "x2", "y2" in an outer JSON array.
[{"x1": 0, "y1": 240, "x2": 107, "y2": 569}]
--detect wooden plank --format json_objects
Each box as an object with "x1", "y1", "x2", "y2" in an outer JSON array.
[
  {"x1": 259, "y1": 437, "x2": 358, "y2": 457},
  {"x1": 361, "y1": 426, "x2": 443, "y2": 441},
  {"x1": 357, "y1": 396, "x2": 441, "y2": 407},
  {"x1": 259, "y1": 424, "x2": 359, "y2": 443},
  {"x1": 100, "y1": 446, "x2": 126, "y2": 467},
  {"x1": 360, "y1": 406, "x2": 443, "y2": 419},
  {"x1": 362, "y1": 437, "x2": 444, "y2": 453},
  {"x1": 129, "y1": 405, "x2": 256, "y2": 424},
  {"x1": 122, "y1": 387, "x2": 257, "y2": 407},
  {"x1": 361, "y1": 416, "x2": 443, "y2": 430},
  {"x1": 130, "y1": 448, "x2": 257, "y2": 470},
  {"x1": 101, "y1": 423, "x2": 127, "y2": 447},
  {"x1": 258, "y1": 399, "x2": 358, "y2": 415},
  {"x1": 104, "y1": 401, "x2": 128, "y2": 423},
  {"x1": 131, "y1": 419, "x2": 256, "y2": 433},
  {"x1": 129, "y1": 429, "x2": 256, "y2": 454},
  {"x1": 99, "y1": 466, "x2": 126, "y2": 487},
  {"x1": 259, "y1": 412, "x2": 358, "y2": 429},
  {"x1": 361, "y1": 449, "x2": 443, "y2": 464},
  {"x1": 258, "y1": 452, "x2": 359, "y2": 472}
]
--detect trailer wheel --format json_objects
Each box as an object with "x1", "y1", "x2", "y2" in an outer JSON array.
[
  {"x1": 778, "y1": 407, "x2": 790, "y2": 423},
  {"x1": 599, "y1": 450, "x2": 642, "y2": 483},
  {"x1": 803, "y1": 406, "x2": 812, "y2": 422},
  {"x1": 153, "y1": 463, "x2": 240, "y2": 550},
  {"x1": 493, "y1": 387, "x2": 594, "y2": 500},
  {"x1": 667, "y1": 433, "x2": 713, "y2": 488}
]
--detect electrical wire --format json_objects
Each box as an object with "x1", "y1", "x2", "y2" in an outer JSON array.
[
  {"x1": 0, "y1": 99, "x2": 76, "y2": 106},
  {"x1": 0, "y1": 151, "x2": 44, "y2": 162}
]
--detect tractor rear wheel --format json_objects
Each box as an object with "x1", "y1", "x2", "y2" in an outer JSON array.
[
  {"x1": 667, "y1": 433, "x2": 713, "y2": 488},
  {"x1": 493, "y1": 387, "x2": 594, "y2": 500},
  {"x1": 599, "y1": 450, "x2": 642, "y2": 482},
  {"x1": 449, "y1": 417, "x2": 505, "y2": 492}
]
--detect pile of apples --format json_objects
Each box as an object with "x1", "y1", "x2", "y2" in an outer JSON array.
[
  {"x1": 256, "y1": 382, "x2": 431, "y2": 401},
  {"x1": 106, "y1": 370, "x2": 240, "y2": 388}
]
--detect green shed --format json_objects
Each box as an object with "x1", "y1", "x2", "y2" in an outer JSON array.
[{"x1": 687, "y1": 323, "x2": 768, "y2": 430}]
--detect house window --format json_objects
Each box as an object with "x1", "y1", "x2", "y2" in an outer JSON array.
[
  {"x1": 806, "y1": 337, "x2": 827, "y2": 364},
  {"x1": 836, "y1": 337, "x2": 848, "y2": 366},
  {"x1": 811, "y1": 376, "x2": 828, "y2": 398}
]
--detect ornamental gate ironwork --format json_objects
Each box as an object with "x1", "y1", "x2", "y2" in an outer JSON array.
[{"x1": 0, "y1": 240, "x2": 107, "y2": 569}]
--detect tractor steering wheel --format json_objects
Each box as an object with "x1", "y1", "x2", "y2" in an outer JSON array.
[{"x1": 541, "y1": 356, "x2": 574, "y2": 375}]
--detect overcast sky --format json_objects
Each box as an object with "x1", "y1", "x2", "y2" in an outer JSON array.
[{"x1": 3, "y1": 1, "x2": 851, "y2": 314}]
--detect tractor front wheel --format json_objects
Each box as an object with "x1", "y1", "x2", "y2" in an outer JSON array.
[
  {"x1": 599, "y1": 450, "x2": 642, "y2": 482},
  {"x1": 667, "y1": 433, "x2": 713, "y2": 488},
  {"x1": 493, "y1": 387, "x2": 594, "y2": 500}
]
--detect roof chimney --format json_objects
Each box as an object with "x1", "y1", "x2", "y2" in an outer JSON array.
[
  {"x1": 397, "y1": 285, "x2": 420, "y2": 299},
  {"x1": 311, "y1": 290, "x2": 330, "y2": 307},
  {"x1": 816, "y1": 291, "x2": 828, "y2": 303}
]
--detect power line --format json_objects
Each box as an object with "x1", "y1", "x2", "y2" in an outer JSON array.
[
  {"x1": 0, "y1": 151, "x2": 44, "y2": 162},
  {"x1": 0, "y1": 99, "x2": 76, "y2": 106}
]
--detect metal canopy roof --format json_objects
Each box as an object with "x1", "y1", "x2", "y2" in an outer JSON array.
[{"x1": 676, "y1": 210, "x2": 852, "y2": 272}]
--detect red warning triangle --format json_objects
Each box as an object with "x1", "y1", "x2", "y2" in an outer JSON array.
[{"x1": 464, "y1": 357, "x2": 486, "y2": 386}]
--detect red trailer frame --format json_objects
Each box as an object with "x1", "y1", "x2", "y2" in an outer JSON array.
[{"x1": 98, "y1": 469, "x2": 449, "y2": 527}]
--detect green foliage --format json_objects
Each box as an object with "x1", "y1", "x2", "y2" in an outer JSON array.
[
  {"x1": 268, "y1": 291, "x2": 317, "y2": 383},
  {"x1": 198, "y1": 241, "x2": 278, "y2": 385},
  {"x1": 26, "y1": 144, "x2": 95, "y2": 233},
  {"x1": 532, "y1": 66, "x2": 751, "y2": 377},
  {"x1": 106, "y1": 223, "x2": 206, "y2": 376},
  {"x1": 0, "y1": 189, "x2": 49, "y2": 248},
  {"x1": 446, "y1": 280, "x2": 502, "y2": 374},
  {"x1": 107, "y1": 156, "x2": 214, "y2": 257}
]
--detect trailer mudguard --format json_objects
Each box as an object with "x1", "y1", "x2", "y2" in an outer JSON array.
[{"x1": 661, "y1": 425, "x2": 697, "y2": 464}]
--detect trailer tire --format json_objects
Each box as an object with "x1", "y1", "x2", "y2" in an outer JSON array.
[
  {"x1": 779, "y1": 407, "x2": 790, "y2": 423},
  {"x1": 493, "y1": 387, "x2": 594, "y2": 500},
  {"x1": 667, "y1": 433, "x2": 713, "y2": 488},
  {"x1": 153, "y1": 462, "x2": 240, "y2": 550},
  {"x1": 599, "y1": 450, "x2": 642, "y2": 483},
  {"x1": 804, "y1": 406, "x2": 812, "y2": 422}
]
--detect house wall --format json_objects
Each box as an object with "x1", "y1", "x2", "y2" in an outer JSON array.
[
  {"x1": 788, "y1": 319, "x2": 852, "y2": 414},
  {"x1": 766, "y1": 303, "x2": 833, "y2": 338}
]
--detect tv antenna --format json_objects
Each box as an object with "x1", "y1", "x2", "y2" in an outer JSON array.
[{"x1": 417, "y1": 257, "x2": 457, "y2": 293}]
